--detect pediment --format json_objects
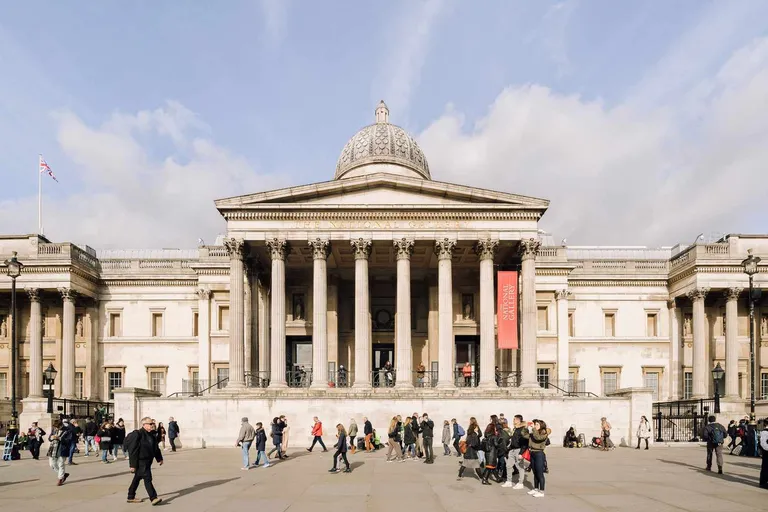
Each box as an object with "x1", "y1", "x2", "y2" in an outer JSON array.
[{"x1": 216, "y1": 173, "x2": 548, "y2": 210}]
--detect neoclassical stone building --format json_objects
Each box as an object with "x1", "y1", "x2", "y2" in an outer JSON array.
[{"x1": 1, "y1": 102, "x2": 767, "y2": 424}]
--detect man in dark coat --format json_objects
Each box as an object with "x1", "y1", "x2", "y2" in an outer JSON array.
[
  {"x1": 167, "y1": 417, "x2": 180, "y2": 452},
  {"x1": 421, "y1": 413, "x2": 435, "y2": 464},
  {"x1": 126, "y1": 417, "x2": 164, "y2": 505}
]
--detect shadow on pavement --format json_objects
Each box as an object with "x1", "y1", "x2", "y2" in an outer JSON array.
[
  {"x1": 0, "y1": 478, "x2": 39, "y2": 487},
  {"x1": 350, "y1": 461, "x2": 364, "y2": 470},
  {"x1": 659, "y1": 459, "x2": 759, "y2": 487},
  {"x1": 160, "y1": 477, "x2": 240, "y2": 504},
  {"x1": 72, "y1": 470, "x2": 132, "y2": 483}
]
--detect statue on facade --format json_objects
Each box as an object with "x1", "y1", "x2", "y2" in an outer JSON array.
[
  {"x1": 683, "y1": 315, "x2": 692, "y2": 336},
  {"x1": 76, "y1": 317, "x2": 84, "y2": 338},
  {"x1": 0, "y1": 317, "x2": 6, "y2": 338},
  {"x1": 293, "y1": 295, "x2": 305, "y2": 320},
  {"x1": 462, "y1": 294, "x2": 474, "y2": 320}
]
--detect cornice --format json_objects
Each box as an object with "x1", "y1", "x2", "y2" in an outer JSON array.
[
  {"x1": 569, "y1": 279, "x2": 668, "y2": 288},
  {"x1": 536, "y1": 269, "x2": 571, "y2": 276},
  {"x1": 101, "y1": 279, "x2": 198, "y2": 287},
  {"x1": 222, "y1": 210, "x2": 542, "y2": 221},
  {"x1": 20, "y1": 265, "x2": 100, "y2": 283},
  {"x1": 194, "y1": 269, "x2": 230, "y2": 276}
]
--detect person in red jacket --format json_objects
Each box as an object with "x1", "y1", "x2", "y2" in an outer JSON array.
[{"x1": 307, "y1": 417, "x2": 328, "y2": 452}]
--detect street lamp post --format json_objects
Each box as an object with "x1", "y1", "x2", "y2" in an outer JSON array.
[
  {"x1": 741, "y1": 249, "x2": 761, "y2": 424},
  {"x1": 4, "y1": 251, "x2": 23, "y2": 436},
  {"x1": 44, "y1": 363, "x2": 58, "y2": 414},
  {"x1": 712, "y1": 362, "x2": 724, "y2": 414}
]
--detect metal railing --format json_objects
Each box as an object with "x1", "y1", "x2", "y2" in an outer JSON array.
[
  {"x1": 287, "y1": 369, "x2": 312, "y2": 388},
  {"x1": 496, "y1": 371, "x2": 520, "y2": 388},
  {"x1": 172, "y1": 377, "x2": 229, "y2": 397},
  {"x1": 413, "y1": 370, "x2": 438, "y2": 388},
  {"x1": 330, "y1": 370, "x2": 352, "y2": 388},
  {"x1": 454, "y1": 369, "x2": 478, "y2": 388},
  {"x1": 51, "y1": 398, "x2": 113, "y2": 420},
  {"x1": 372, "y1": 368, "x2": 396, "y2": 388},
  {"x1": 544, "y1": 380, "x2": 597, "y2": 397},
  {"x1": 653, "y1": 398, "x2": 716, "y2": 442},
  {"x1": 245, "y1": 371, "x2": 270, "y2": 388}
]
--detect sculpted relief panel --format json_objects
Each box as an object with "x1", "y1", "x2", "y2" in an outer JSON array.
[{"x1": 286, "y1": 219, "x2": 470, "y2": 230}]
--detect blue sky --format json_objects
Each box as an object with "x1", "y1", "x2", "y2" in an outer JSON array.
[{"x1": 1, "y1": 1, "x2": 767, "y2": 248}]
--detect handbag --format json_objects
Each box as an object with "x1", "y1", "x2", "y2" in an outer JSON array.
[
  {"x1": 459, "y1": 440, "x2": 467, "y2": 454},
  {"x1": 94, "y1": 435, "x2": 101, "y2": 445},
  {"x1": 520, "y1": 448, "x2": 531, "y2": 462}
]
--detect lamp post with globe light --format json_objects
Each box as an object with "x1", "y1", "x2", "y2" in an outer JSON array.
[
  {"x1": 44, "y1": 363, "x2": 58, "y2": 414},
  {"x1": 741, "y1": 249, "x2": 761, "y2": 423},
  {"x1": 712, "y1": 362, "x2": 724, "y2": 414},
  {"x1": 3, "y1": 251, "x2": 23, "y2": 435}
]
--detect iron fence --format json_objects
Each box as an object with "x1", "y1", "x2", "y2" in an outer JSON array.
[
  {"x1": 372, "y1": 368, "x2": 396, "y2": 388},
  {"x1": 653, "y1": 398, "x2": 716, "y2": 442},
  {"x1": 245, "y1": 371, "x2": 270, "y2": 388},
  {"x1": 51, "y1": 398, "x2": 112, "y2": 420},
  {"x1": 413, "y1": 370, "x2": 438, "y2": 388},
  {"x1": 454, "y1": 369, "x2": 478, "y2": 388},
  {"x1": 287, "y1": 369, "x2": 312, "y2": 388},
  {"x1": 496, "y1": 371, "x2": 520, "y2": 388}
]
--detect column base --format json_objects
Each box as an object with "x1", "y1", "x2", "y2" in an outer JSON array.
[
  {"x1": 477, "y1": 381, "x2": 497, "y2": 390},
  {"x1": 269, "y1": 382, "x2": 288, "y2": 389},
  {"x1": 352, "y1": 382, "x2": 371, "y2": 389},
  {"x1": 436, "y1": 381, "x2": 454, "y2": 389},
  {"x1": 395, "y1": 382, "x2": 414, "y2": 389},
  {"x1": 226, "y1": 382, "x2": 246, "y2": 390},
  {"x1": 520, "y1": 381, "x2": 542, "y2": 389},
  {"x1": 310, "y1": 382, "x2": 328, "y2": 390}
]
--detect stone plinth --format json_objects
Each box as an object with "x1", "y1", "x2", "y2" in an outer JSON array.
[{"x1": 112, "y1": 387, "x2": 162, "y2": 432}]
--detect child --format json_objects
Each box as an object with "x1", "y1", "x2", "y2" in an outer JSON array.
[{"x1": 253, "y1": 422, "x2": 269, "y2": 468}]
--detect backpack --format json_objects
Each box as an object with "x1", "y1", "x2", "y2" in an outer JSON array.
[
  {"x1": 457, "y1": 425, "x2": 465, "y2": 437},
  {"x1": 458, "y1": 440, "x2": 467, "y2": 454},
  {"x1": 712, "y1": 426, "x2": 724, "y2": 445},
  {"x1": 123, "y1": 429, "x2": 139, "y2": 456}
]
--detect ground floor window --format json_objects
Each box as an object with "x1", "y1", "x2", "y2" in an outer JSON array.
[
  {"x1": 537, "y1": 368, "x2": 550, "y2": 389},
  {"x1": 148, "y1": 370, "x2": 167, "y2": 395},
  {"x1": 216, "y1": 366, "x2": 229, "y2": 389},
  {"x1": 761, "y1": 372, "x2": 768, "y2": 400},
  {"x1": 75, "y1": 371, "x2": 84, "y2": 399},
  {"x1": 108, "y1": 371, "x2": 123, "y2": 400},
  {"x1": 602, "y1": 372, "x2": 618, "y2": 395},
  {"x1": 642, "y1": 370, "x2": 661, "y2": 401},
  {"x1": 0, "y1": 371, "x2": 7, "y2": 399},
  {"x1": 683, "y1": 371, "x2": 693, "y2": 399}
]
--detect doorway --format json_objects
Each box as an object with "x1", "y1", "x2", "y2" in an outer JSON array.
[
  {"x1": 455, "y1": 336, "x2": 480, "y2": 387},
  {"x1": 286, "y1": 336, "x2": 312, "y2": 387},
  {"x1": 372, "y1": 343, "x2": 395, "y2": 387}
]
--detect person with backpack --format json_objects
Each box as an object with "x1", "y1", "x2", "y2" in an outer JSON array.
[
  {"x1": 125, "y1": 417, "x2": 164, "y2": 505},
  {"x1": 452, "y1": 418, "x2": 465, "y2": 457},
  {"x1": 759, "y1": 419, "x2": 768, "y2": 489},
  {"x1": 702, "y1": 415, "x2": 727, "y2": 474}
]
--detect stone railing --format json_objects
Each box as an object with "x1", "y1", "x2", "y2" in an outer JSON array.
[
  {"x1": 138, "y1": 260, "x2": 175, "y2": 269},
  {"x1": 38, "y1": 242, "x2": 65, "y2": 255},
  {"x1": 704, "y1": 243, "x2": 729, "y2": 255},
  {"x1": 71, "y1": 244, "x2": 99, "y2": 269},
  {"x1": 570, "y1": 259, "x2": 669, "y2": 274},
  {"x1": 100, "y1": 260, "x2": 132, "y2": 270},
  {"x1": 538, "y1": 247, "x2": 560, "y2": 257}
]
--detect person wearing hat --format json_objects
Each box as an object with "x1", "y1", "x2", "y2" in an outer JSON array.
[{"x1": 236, "y1": 417, "x2": 257, "y2": 470}]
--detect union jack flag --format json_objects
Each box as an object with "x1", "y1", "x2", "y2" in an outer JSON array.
[{"x1": 40, "y1": 157, "x2": 58, "y2": 182}]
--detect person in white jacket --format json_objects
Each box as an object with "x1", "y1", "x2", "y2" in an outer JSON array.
[
  {"x1": 759, "y1": 420, "x2": 768, "y2": 489},
  {"x1": 636, "y1": 416, "x2": 652, "y2": 450}
]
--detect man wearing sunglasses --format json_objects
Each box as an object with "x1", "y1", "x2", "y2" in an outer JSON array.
[{"x1": 125, "y1": 417, "x2": 164, "y2": 505}]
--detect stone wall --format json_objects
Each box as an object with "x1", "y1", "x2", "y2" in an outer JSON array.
[{"x1": 114, "y1": 388, "x2": 652, "y2": 449}]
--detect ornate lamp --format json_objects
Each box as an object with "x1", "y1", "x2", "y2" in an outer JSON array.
[
  {"x1": 44, "y1": 363, "x2": 57, "y2": 414},
  {"x1": 741, "y1": 249, "x2": 761, "y2": 423},
  {"x1": 711, "y1": 363, "x2": 724, "y2": 413},
  {"x1": 4, "y1": 251, "x2": 23, "y2": 434}
]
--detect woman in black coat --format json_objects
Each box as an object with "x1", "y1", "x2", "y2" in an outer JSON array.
[
  {"x1": 267, "y1": 417, "x2": 285, "y2": 459},
  {"x1": 97, "y1": 421, "x2": 114, "y2": 463},
  {"x1": 403, "y1": 417, "x2": 416, "y2": 459},
  {"x1": 329, "y1": 424, "x2": 351, "y2": 473},
  {"x1": 458, "y1": 421, "x2": 483, "y2": 481},
  {"x1": 481, "y1": 423, "x2": 502, "y2": 485}
]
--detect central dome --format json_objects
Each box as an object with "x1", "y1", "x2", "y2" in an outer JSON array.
[{"x1": 334, "y1": 101, "x2": 431, "y2": 180}]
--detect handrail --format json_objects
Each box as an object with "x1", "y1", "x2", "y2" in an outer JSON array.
[
  {"x1": 545, "y1": 381, "x2": 599, "y2": 397},
  {"x1": 167, "y1": 377, "x2": 229, "y2": 397}
]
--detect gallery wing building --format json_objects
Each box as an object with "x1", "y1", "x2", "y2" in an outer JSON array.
[{"x1": 1, "y1": 102, "x2": 766, "y2": 444}]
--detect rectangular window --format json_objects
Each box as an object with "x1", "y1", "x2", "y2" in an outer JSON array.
[
  {"x1": 109, "y1": 313, "x2": 122, "y2": 337},
  {"x1": 646, "y1": 313, "x2": 658, "y2": 337},
  {"x1": 75, "y1": 371, "x2": 84, "y2": 399},
  {"x1": 0, "y1": 372, "x2": 7, "y2": 398},
  {"x1": 193, "y1": 312, "x2": 199, "y2": 337},
  {"x1": 643, "y1": 371, "x2": 660, "y2": 401},
  {"x1": 537, "y1": 307, "x2": 548, "y2": 332},
  {"x1": 604, "y1": 313, "x2": 615, "y2": 337},
  {"x1": 684, "y1": 372, "x2": 693, "y2": 399},
  {"x1": 568, "y1": 311, "x2": 575, "y2": 337},
  {"x1": 108, "y1": 371, "x2": 123, "y2": 400},
  {"x1": 761, "y1": 373, "x2": 768, "y2": 400},
  {"x1": 216, "y1": 367, "x2": 229, "y2": 389},
  {"x1": 151, "y1": 313, "x2": 163, "y2": 337},
  {"x1": 219, "y1": 306, "x2": 230, "y2": 331},
  {"x1": 537, "y1": 368, "x2": 550, "y2": 389},
  {"x1": 149, "y1": 371, "x2": 166, "y2": 395},
  {"x1": 602, "y1": 372, "x2": 618, "y2": 395}
]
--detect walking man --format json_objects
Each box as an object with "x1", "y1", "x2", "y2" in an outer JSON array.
[
  {"x1": 84, "y1": 417, "x2": 98, "y2": 456},
  {"x1": 702, "y1": 415, "x2": 727, "y2": 474},
  {"x1": 421, "y1": 413, "x2": 435, "y2": 464},
  {"x1": 167, "y1": 417, "x2": 180, "y2": 452},
  {"x1": 363, "y1": 417, "x2": 374, "y2": 452},
  {"x1": 48, "y1": 420, "x2": 72, "y2": 486},
  {"x1": 236, "y1": 417, "x2": 256, "y2": 470},
  {"x1": 451, "y1": 418, "x2": 464, "y2": 457},
  {"x1": 307, "y1": 417, "x2": 328, "y2": 452},
  {"x1": 126, "y1": 417, "x2": 164, "y2": 505},
  {"x1": 253, "y1": 422, "x2": 270, "y2": 468},
  {"x1": 28, "y1": 422, "x2": 46, "y2": 460}
]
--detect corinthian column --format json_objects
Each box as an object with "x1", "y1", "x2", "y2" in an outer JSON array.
[
  {"x1": 668, "y1": 298, "x2": 681, "y2": 400},
  {"x1": 688, "y1": 287, "x2": 710, "y2": 398},
  {"x1": 394, "y1": 238, "x2": 414, "y2": 388},
  {"x1": 724, "y1": 287, "x2": 742, "y2": 398},
  {"x1": 197, "y1": 288, "x2": 212, "y2": 383},
  {"x1": 59, "y1": 288, "x2": 77, "y2": 399},
  {"x1": 27, "y1": 288, "x2": 43, "y2": 398},
  {"x1": 267, "y1": 238, "x2": 289, "y2": 388},
  {"x1": 351, "y1": 238, "x2": 372, "y2": 388},
  {"x1": 475, "y1": 239, "x2": 498, "y2": 389},
  {"x1": 555, "y1": 289, "x2": 572, "y2": 385},
  {"x1": 435, "y1": 238, "x2": 456, "y2": 388},
  {"x1": 309, "y1": 238, "x2": 330, "y2": 388},
  {"x1": 224, "y1": 238, "x2": 247, "y2": 389},
  {"x1": 519, "y1": 238, "x2": 541, "y2": 388}
]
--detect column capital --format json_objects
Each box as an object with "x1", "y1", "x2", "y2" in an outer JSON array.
[
  {"x1": 474, "y1": 239, "x2": 498, "y2": 261},
  {"x1": 196, "y1": 288, "x2": 212, "y2": 300},
  {"x1": 224, "y1": 238, "x2": 247, "y2": 260},
  {"x1": 308, "y1": 238, "x2": 331, "y2": 260},
  {"x1": 59, "y1": 287, "x2": 77, "y2": 302},
  {"x1": 394, "y1": 238, "x2": 414, "y2": 260},
  {"x1": 724, "y1": 287, "x2": 743, "y2": 301},
  {"x1": 667, "y1": 297, "x2": 678, "y2": 309},
  {"x1": 26, "y1": 287, "x2": 41, "y2": 302},
  {"x1": 687, "y1": 287, "x2": 710, "y2": 302},
  {"x1": 351, "y1": 238, "x2": 372, "y2": 260},
  {"x1": 434, "y1": 238, "x2": 456, "y2": 261},
  {"x1": 266, "y1": 238, "x2": 290, "y2": 261},
  {"x1": 518, "y1": 238, "x2": 541, "y2": 261},
  {"x1": 555, "y1": 289, "x2": 572, "y2": 301}
]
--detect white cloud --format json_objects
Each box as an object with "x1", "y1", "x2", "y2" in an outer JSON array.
[
  {"x1": 418, "y1": 37, "x2": 768, "y2": 245},
  {"x1": 375, "y1": 0, "x2": 446, "y2": 121},
  {"x1": 0, "y1": 102, "x2": 287, "y2": 248}
]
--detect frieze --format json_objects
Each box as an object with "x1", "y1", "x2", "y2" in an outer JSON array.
[
  {"x1": 222, "y1": 211, "x2": 542, "y2": 221},
  {"x1": 101, "y1": 279, "x2": 199, "y2": 287},
  {"x1": 569, "y1": 280, "x2": 668, "y2": 287},
  {"x1": 287, "y1": 219, "x2": 470, "y2": 230}
]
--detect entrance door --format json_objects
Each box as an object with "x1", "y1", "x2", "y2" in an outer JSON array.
[
  {"x1": 286, "y1": 336, "x2": 312, "y2": 387},
  {"x1": 455, "y1": 336, "x2": 480, "y2": 387},
  {"x1": 372, "y1": 343, "x2": 395, "y2": 387}
]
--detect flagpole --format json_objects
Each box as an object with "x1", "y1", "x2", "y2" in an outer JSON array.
[{"x1": 38, "y1": 154, "x2": 43, "y2": 236}]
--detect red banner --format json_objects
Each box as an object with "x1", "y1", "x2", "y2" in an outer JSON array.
[{"x1": 497, "y1": 271, "x2": 519, "y2": 349}]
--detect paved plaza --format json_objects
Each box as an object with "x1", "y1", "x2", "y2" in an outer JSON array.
[{"x1": 0, "y1": 444, "x2": 765, "y2": 511}]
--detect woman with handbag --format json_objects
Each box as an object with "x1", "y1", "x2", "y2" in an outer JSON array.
[
  {"x1": 385, "y1": 416, "x2": 403, "y2": 462},
  {"x1": 457, "y1": 420, "x2": 483, "y2": 481},
  {"x1": 636, "y1": 416, "x2": 652, "y2": 450},
  {"x1": 97, "y1": 421, "x2": 114, "y2": 464}
]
